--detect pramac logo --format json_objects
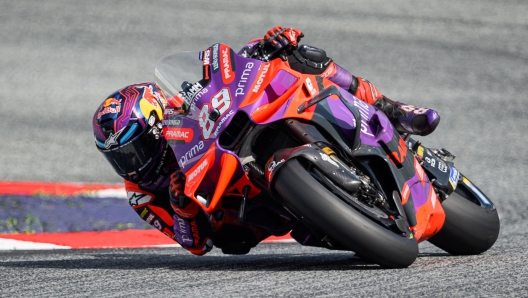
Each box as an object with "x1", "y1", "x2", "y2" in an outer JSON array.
[
  {"x1": 163, "y1": 127, "x2": 194, "y2": 142},
  {"x1": 219, "y1": 44, "x2": 235, "y2": 84}
]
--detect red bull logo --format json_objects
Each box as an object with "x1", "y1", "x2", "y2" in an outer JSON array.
[
  {"x1": 97, "y1": 98, "x2": 121, "y2": 119},
  {"x1": 142, "y1": 85, "x2": 160, "y2": 108}
]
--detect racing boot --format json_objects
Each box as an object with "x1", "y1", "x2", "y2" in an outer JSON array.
[
  {"x1": 324, "y1": 65, "x2": 440, "y2": 136},
  {"x1": 352, "y1": 77, "x2": 440, "y2": 136},
  {"x1": 373, "y1": 96, "x2": 440, "y2": 136}
]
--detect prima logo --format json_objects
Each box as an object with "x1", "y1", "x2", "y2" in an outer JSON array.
[
  {"x1": 179, "y1": 141, "x2": 205, "y2": 169},
  {"x1": 235, "y1": 62, "x2": 254, "y2": 97},
  {"x1": 354, "y1": 98, "x2": 375, "y2": 137}
]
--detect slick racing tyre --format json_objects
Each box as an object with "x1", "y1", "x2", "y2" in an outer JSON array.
[
  {"x1": 273, "y1": 159, "x2": 418, "y2": 268},
  {"x1": 428, "y1": 176, "x2": 500, "y2": 255}
]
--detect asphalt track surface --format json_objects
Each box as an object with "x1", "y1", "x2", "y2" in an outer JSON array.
[{"x1": 1, "y1": 0, "x2": 528, "y2": 296}]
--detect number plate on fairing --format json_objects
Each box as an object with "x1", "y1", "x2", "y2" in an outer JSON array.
[{"x1": 413, "y1": 144, "x2": 457, "y2": 195}]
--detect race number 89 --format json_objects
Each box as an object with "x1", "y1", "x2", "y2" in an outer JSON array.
[{"x1": 199, "y1": 88, "x2": 232, "y2": 139}]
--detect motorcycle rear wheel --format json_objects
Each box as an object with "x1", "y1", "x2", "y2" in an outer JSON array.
[
  {"x1": 428, "y1": 177, "x2": 500, "y2": 255},
  {"x1": 273, "y1": 159, "x2": 418, "y2": 268}
]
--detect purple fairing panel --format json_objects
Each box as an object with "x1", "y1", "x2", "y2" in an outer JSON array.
[
  {"x1": 165, "y1": 45, "x2": 268, "y2": 191},
  {"x1": 168, "y1": 46, "x2": 300, "y2": 175},
  {"x1": 325, "y1": 88, "x2": 395, "y2": 147},
  {"x1": 327, "y1": 89, "x2": 434, "y2": 211},
  {"x1": 241, "y1": 70, "x2": 300, "y2": 124},
  {"x1": 408, "y1": 176, "x2": 432, "y2": 210}
]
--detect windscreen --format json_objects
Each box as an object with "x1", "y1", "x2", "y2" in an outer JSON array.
[{"x1": 154, "y1": 51, "x2": 204, "y2": 112}]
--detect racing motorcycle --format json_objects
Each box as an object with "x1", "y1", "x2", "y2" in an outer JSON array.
[{"x1": 155, "y1": 43, "x2": 500, "y2": 268}]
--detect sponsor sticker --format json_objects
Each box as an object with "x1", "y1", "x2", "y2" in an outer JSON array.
[
  {"x1": 220, "y1": 44, "x2": 235, "y2": 84},
  {"x1": 179, "y1": 140, "x2": 205, "y2": 169},
  {"x1": 321, "y1": 63, "x2": 336, "y2": 78},
  {"x1": 319, "y1": 152, "x2": 339, "y2": 167},
  {"x1": 162, "y1": 117, "x2": 182, "y2": 127},
  {"x1": 212, "y1": 43, "x2": 220, "y2": 73},
  {"x1": 199, "y1": 88, "x2": 232, "y2": 140},
  {"x1": 235, "y1": 62, "x2": 254, "y2": 97},
  {"x1": 353, "y1": 98, "x2": 375, "y2": 137},
  {"x1": 188, "y1": 159, "x2": 208, "y2": 181},
  {"x1": 213, "y1": 110, "x2": 234, "y2": 137},
  {"x1": 97, "y1": 98, "x2": 121, "y2": 119},
  {"x1": 141, "y1": 85, "x2": 160, "y2": 108},
  {"x1": 202, "y1": 48, "x2": 211, "y2": 66},
  {"x1": 267, "y1": 159, "x2": 285, "y2": 172},
  {"x1": 305, "y1": 78, "x2": 316, "y2": 96},
  {"x1": 449, "y1": 166, "x2": 460, "y2": 189},
  {"x1": 104, "y1": 126, "x2": 126, "y2": 149},
  {"x1": 182, "y1": 82, "x2": 204, "y2": 105},
  {"x1": 164, "y1": 127, "x2": 194, "y2": 142},
  {"x1": 128, "y1": 192, "x2": 153, "y2": 206},
  {"x1": 252, "y1": 64, "x2": 270, "y2": 93}
]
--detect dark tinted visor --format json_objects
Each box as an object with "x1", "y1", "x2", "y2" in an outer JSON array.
[{"x1": 100, "y1": 131, "x2": 162, "y2": 177}]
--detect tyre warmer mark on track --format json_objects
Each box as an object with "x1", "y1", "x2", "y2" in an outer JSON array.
[{"x1": 0, "y1": 181, "x2": 294, "y2": 250}]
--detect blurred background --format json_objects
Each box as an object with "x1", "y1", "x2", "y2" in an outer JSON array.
[{"x1": 1, "y1": 0, "x2": 527, "y2": 214}]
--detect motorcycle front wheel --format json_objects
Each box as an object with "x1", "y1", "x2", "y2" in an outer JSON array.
[
  {"x1": 272, "y1": 158, "x2": 418, "y2": 268},
  {"x1": 428, "y1": 175, "x2": 500, "y2": 255}
]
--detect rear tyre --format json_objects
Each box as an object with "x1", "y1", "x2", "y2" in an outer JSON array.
[
  {"x1": 428, "y1": 180, "x2": 500, "y2": 255},
  {"x1": 273, "y1": 159, "x2": 418, "y2": 268}
]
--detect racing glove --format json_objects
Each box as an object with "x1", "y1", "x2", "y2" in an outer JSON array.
[
  {"x1": 264, "y1": 26, "x2": 304, "y2": 50},
  {"x1": 169, "y1": 171, "x2": 214, "y2": 255}
]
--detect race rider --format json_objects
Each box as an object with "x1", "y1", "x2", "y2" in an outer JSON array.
[
  {"x1": 93, "y1": 27, "x2": 440, "y2": 256},
  {"x1": 93, "y1": 83, "x2": 274, "y2": 256},
  {"x1": 239, "y1": 26, "x2": 440, "y2": 136}
]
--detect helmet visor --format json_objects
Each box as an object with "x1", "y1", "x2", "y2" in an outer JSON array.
[{"x1": 99, "y1": 131, "x2": 162, "y2": 178}]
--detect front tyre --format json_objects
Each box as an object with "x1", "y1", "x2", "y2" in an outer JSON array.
[
  {"x1": 273, "y1": 159, "x2": 418, "y2": 268},
  {"x1": 428, "y1": 176, "x2": 500, "y2": 255}
]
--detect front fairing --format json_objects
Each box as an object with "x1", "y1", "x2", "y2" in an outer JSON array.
[{"x1": 156, "y1": 45, "x2": 277, "y2": 211}]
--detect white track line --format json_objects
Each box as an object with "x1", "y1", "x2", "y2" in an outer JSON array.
[{"x1": 0, "y1": 238, "x2": 70, "y2": 250}]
